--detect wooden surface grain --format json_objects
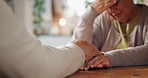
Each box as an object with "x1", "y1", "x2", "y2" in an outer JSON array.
[{"x1": 67, "y1": 65, "x2": 148, "y2": 78}]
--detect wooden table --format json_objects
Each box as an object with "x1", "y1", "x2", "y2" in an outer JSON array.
[{"x1": 68, "y1": 65, "x2": 148, "y2": 78}]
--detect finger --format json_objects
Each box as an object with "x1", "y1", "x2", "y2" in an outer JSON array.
[
  {"x1": 91, "y1": 56, "x2": 104, "y2": 68},
  {"x1": 91, "y1": 0, "x2": 118, "y2": 14},
  {"x1": 101, "y1": 61, "x2": 109, "y2": 67},
  {"x1": 101, "y1": 57, "x2": 110, "y2": 67},
  {"x1": 80, "y1": 66, "x2": 85, "y2": 70},
  {"x1": 97, "y1": 64, "x2": 103, "y2": 68},
  {"x1": 80, "y1": 61, "x2": 89, "y2": 70},
  {"x1": 84, "y1": 58, "x2": 97, "y2": 70},
  {"x1": 104, "y1": 0, "x2": 117, "y2": 8}
]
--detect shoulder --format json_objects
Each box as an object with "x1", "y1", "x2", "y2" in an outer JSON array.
[
  {"x1": 139, "y1": 4, "x2": 148, "y2": 18},
  {"x1": 142, "y1": 4, "x2": 148, "y2": 13},
  {"x1": 142, "y1": 5, "x2": 148, "y2": 27},
  {"x1": 142, "y1": 5, "x2": 148, "y2": 18},
  {"x1": 137, "y1": 4, "x2": 148, "y2": 28},
  {"x1": 94, "y1": 11, "x2": 113, "y2": 30}
]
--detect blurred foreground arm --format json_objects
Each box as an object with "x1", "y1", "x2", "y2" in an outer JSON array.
[{"x1": 0, "y1": 1, "x2": 100, "y2": 78}]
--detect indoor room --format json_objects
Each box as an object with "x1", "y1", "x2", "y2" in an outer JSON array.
[
  {"x1": 1, "y1": 0, "x2": 148, "y2": 78},
  {"x1": 4, "y1": 0, "x2": 148, "y2": 47}
]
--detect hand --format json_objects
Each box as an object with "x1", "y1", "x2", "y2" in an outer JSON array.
[
  {"x1": 71, "y1": 40, "x2": 101, "y2": 61},
  {"x1": 81, "y1": 54, "x2": 109, "y2": 70},
  {"x1": 91, "y1": 0, "x2": 118, "y2": 14}
]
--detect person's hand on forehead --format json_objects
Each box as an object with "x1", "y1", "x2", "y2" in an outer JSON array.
[{"x1": 91, "y1": 0, "x2": 119, "y2": 14}]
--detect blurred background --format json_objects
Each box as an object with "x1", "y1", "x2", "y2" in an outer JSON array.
[{"x1": 4, "y1": 0, "x2": 148, "y2": 47}]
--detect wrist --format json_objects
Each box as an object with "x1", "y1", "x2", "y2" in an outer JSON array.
[{"x1": 101, "y1": 52, "x2": 107, "y2": 56}]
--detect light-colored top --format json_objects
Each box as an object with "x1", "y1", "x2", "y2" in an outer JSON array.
[
  {"x1": 0, "y1": 1, "x2": 85, "y2": 78},
  {"x1": 114, "y1": 8, "x2": 142, "y2": 49},
  {"x1": 114, "y1": 21, "x2": 128, "y2": 49},
  {"x1": 72, "y1": 4, "x2": 148, "y2": 67}
]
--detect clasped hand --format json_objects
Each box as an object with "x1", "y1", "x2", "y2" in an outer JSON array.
[
  {"x1": 71, "y1": 40, "x2": 109, "y2": 70},
  {"x1": 81, "y1": 53, "x2": 110, "y2": 70},
  {"x1": 71, "y1": 40, "x2": 101, "y2": 61}
]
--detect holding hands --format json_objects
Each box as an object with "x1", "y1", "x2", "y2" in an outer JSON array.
[
  {"x1": 71, "y1": 40, "x2": 110, "y2": 70},
  {"x1": 81, "y1": 53, "x2": 110, "y2": 70},
  {"x1": 91, "y1": 0, "x2": 119, "y2": 14},
  {"x1": 71, "y1": 40, "x2": 101, "y2": 61}
]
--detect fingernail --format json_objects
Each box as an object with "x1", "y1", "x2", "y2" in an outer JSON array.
[
  {"x1": 91, "y1": 65, "x2": 94, "y2": 68},
  {"x1": 84, "y1": 67, "x2": 88, "y2": 70},
  {"x1": 80, "y1": 68, "x2": 83, "y2": 70}
]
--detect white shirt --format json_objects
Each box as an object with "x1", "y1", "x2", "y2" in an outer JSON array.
[{"x1": 0, "y1": 1, "x2": 85, "y2": 78}]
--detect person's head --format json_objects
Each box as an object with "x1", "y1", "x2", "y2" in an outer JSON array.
[{"x1": 107, "y1": 0, "x2": 140, "y2": 24}]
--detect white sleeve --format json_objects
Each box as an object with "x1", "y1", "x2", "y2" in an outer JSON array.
[{"x1": 0, "y1": 1, "x2": 85, "y2": 78}]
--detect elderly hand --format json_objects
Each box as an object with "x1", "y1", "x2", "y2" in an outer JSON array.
[
  {"x1": 81, "y1": 54, "x2": 110, "y2": 70},
  {"x1": 71, "y1": 40, "x2": 101, "y2": 61},
  {"x1": 91, "y1": 0, "x2": 119, "y2": 14}
]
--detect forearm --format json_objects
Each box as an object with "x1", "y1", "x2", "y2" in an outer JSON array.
[
  {"x1": 0, "y1": 43, "x2": 85, "y2": 78},
  {"x1": 43, "y1": 44, "x2": 85, "y2": 77},
  {"x1": 106, "y1": 45, "x2": 148, "y2": 67},
  {"x1": 81, "y1": 6, "x2": 99, "y2": 24},
  {"x1": 72, "y1": 6, "x2": 99, "y2": 42}
]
